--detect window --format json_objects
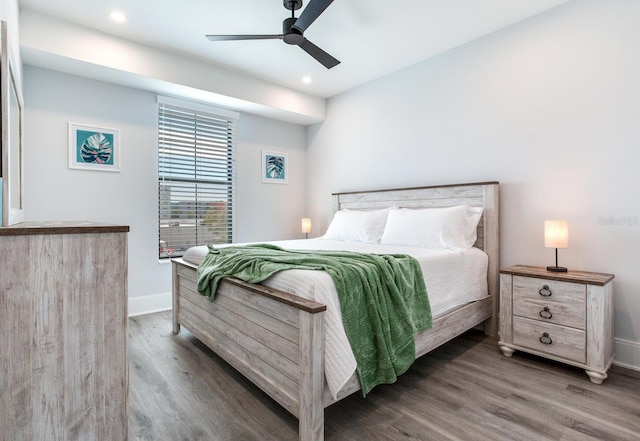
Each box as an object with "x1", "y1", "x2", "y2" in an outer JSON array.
[{"x1": 158, "y1": 97, "x2": 238, "y2": 258}]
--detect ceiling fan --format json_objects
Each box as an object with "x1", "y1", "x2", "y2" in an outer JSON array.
[{"x1": 206, "y1": 0, "x2": 340, "y2": 69}]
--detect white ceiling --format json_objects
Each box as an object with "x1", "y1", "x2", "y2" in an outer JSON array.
[{"x1": 18, "y1": 0, "x2": 570, "y2": 99}]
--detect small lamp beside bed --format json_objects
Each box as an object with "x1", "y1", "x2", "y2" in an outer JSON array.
[
  {"x1": 301, "y1": 217, "x2": 312, "y2": 239},
  {"x1": 544, "y1": 219, "x2": 569, "y2": 272}
]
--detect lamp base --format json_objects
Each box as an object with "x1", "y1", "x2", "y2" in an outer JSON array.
[{"x1": 547, "y1": 265, "x2": 568, "y2": 272}]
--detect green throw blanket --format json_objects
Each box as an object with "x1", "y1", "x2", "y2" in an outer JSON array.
[{"x1": 196, "y1": 243, "x2": 432, "y2": 396}]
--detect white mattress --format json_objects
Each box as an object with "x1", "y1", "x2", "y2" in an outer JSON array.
[{"x1": 182, "y1": 239, "x2": 488, "y2": 398}]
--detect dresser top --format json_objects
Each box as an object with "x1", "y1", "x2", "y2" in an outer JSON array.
[
  {"x1": 0, "y1": 221, "x2": 130, "y2": 236},
  {"x1": 500, "y1": 264, "x2": 614, "y2": 286}
]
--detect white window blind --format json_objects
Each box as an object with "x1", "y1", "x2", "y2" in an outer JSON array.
[{"x1": 158, "y1": 98, "x2": 237, "y2": 258}]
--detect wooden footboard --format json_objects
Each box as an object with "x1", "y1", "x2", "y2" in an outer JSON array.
[{"x1": 173, "y1": 259, "x2": 327, "y2": 441}]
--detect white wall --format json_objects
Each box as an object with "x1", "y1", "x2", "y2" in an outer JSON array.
[
  {"x1": 306, "y1": 0, "x2": 640, "y2": 368},
  {"x1": 23, "y1": 67, "x2": 307, "y2": 313},
  {"x1": 235, "y1": 113, "x2": 309, "y2": 242}
]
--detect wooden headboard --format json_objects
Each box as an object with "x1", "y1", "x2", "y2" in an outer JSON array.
[{"x1": 332, "y1": 181, "x2": 500, "y2": 335}]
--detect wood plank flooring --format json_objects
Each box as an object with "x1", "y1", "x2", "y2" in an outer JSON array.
[{"x1": 129, "y1": 311, "x2": 640, "y2": 441}]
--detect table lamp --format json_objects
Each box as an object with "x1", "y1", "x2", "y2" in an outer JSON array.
[
  {"x1": 544, "y1": 219, "x2": 568, "y2": 272},
  {"x1": 301, "y1": 217, "x2": 312, "y2": 239}
]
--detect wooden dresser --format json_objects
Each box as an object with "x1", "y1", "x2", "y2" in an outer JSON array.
[
  {"x1": 499, "y1": 265, "x2": 614, "y2": 384},
  {"x1": 0, "y1": 222, "x2": 130, "y2": 440}
]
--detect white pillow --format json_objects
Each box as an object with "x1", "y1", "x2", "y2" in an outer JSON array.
[
  {"x1": 322, "y1": 208, "x2": 391, "y2": 243},
  {"x1": 380, "y1": 205, "x2": 483, "y2": 251}
]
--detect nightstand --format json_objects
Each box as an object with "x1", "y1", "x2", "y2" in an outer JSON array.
[{"x1": 499, "y1": 265, "x2": 615, "y2": 384}]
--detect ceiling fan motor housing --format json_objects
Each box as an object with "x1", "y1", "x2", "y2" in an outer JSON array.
[
  {"x1": 283, "y1": 17, "x2": 304, "y2": 45},
  {"x1": 284, "y1": 0, "x2": 303, "y2": 11}
]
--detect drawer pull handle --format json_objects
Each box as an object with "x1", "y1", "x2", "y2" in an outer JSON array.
[
  {"x1": 539, "y1": 307, "x2": 553, "y2": 319},
  {"x1": 539, "y1": 332, "x2": 553, "y2": 345},
  {"x1": 539, "y1": 285, "x2": 552, "y2": 297}
]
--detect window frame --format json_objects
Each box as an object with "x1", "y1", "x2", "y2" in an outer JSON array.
[{"x1": 157, "y1": 96, "x2": 239, "y2": 259}]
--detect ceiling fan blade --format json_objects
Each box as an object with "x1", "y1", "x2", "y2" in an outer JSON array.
[
  {"x1": 206, "y1": 34, "x2": 283, "y2": 41},
  {"x1": 292, "y1": 0, "x2": 334, "y2": 33},
  {"x1": 299, "y1": 38, "x2": 340, "y2": 69}
]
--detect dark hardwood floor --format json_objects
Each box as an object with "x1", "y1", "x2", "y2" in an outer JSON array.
[{"x1": 129, "y1": 311, "x2": 640, "y2": 441}]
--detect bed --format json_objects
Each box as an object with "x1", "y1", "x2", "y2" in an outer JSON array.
[{"x1": 171, "y1": 181, "x2": 499, "y2": 441}]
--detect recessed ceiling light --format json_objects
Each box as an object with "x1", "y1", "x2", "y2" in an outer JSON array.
[
  {"x1": 302, "y1": 76, "x2": 313, "y2": 84},
  {"x1": 109, "y1": 11, "x2": 126, "y2": 23}
]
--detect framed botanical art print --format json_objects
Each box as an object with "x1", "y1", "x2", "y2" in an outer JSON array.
[
  {"x1": 69, "y1": 123, "x2": 120, "y2": 172},
  {"x1": 262, "y1": 150, "x2": 288, "y2": 184}
]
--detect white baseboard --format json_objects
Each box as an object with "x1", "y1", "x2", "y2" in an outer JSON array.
[
  {"x1": 128, "y1": 292, "x2": 172, "y2": 317},
  {"x1": 613, "y1": 337, "x2": 640, "y2": 372}
]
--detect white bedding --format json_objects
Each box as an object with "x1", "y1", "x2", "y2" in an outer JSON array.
[{"x1": 182, "y1": 239, "x2": 488, "y2": 398}]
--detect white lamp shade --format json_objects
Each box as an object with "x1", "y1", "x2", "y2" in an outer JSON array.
[
  {"x1": 301, "y1": 218, "x2": 312, "y2": 234},
  {"x1": 544, "y1": 220, "x2": 569, "y2": 249}
]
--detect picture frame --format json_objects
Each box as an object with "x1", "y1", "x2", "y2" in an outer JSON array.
[
  {"x1": 261, "y1": 150, "x2": 288, "y2": 184},
  {"x1": 69, "y1": 122, "x2": 120, "y2": 172}
]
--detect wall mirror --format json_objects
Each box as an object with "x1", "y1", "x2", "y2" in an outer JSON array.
[{"x1": 1, "y1": 20, "x2": 24, "y2": 226}]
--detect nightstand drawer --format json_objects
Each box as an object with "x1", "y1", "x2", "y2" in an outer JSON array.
[
  {"x1": 513, "y1": 317, "x2": 586, "y2": 364},
  {"x1": 513, "y1": 276, "x2": 585, "y2": 304},
  {"x1": 513, "y1": 297, "x2": 585, "y2": 329}
]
